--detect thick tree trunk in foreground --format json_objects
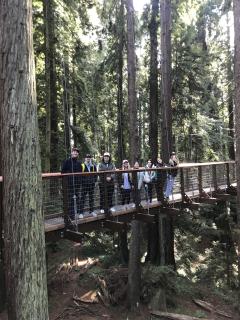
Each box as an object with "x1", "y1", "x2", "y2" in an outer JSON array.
[
  {"x1": 160, "y1": 0, "x2": 172, "y2": 163},
  {"x1": 0, "y1": 126, "x2": 5, "y2": 311},
  {"x1": 149, "y1": 0, "x2": 159, "y2": 163},
  {"x1": 233, "y1": 0, "x2": 240, "y2": 292},
  {"x1": 126, "y1": 0, "x2": 139, "y2": 164},
  {"x1": 0, "y1": 1, "x2": 49, "y2": 319}
]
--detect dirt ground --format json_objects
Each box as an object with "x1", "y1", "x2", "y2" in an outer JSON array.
[{"x1": 0, "y1": 240, "x2": 239, "y2": 320}]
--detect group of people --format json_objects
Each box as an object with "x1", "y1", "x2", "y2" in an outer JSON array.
[{"x1": 61, "y1": 148, "x2": 179, "y2": 221}]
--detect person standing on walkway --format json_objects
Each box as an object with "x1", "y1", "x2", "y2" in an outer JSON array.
[
  {"x1": 165, "y1": 152, "x2": 179, "y2": 199},
  {"x1": 61, "y1": 147, "x2": 82, "y2": 221},
  {"x1": 119, "y1": 159, "x2": 133, "y2": 205},
  {"x1": 98, "y1": 152, "x2": 116, "y2": 211},
  {"x1": 79, "y1": 154, "x2": 97, "y2": 218}
]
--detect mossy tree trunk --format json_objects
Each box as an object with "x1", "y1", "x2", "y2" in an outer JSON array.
[{"x1": 0, "y1": 0, "x2": 49, "y2": 319}]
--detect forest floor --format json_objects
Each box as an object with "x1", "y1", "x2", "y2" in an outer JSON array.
[{"x1": 0, "y1": 239, "x2": 239, "y2": 320}]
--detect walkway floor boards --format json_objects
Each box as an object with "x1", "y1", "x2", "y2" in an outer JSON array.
[{"x1": 44, "y1": 183, "x2": 233, "y2": 233}]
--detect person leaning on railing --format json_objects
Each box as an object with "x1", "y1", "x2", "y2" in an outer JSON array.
[{"x1": 98, "y1": 152, "x2": 116, "y2": 212}]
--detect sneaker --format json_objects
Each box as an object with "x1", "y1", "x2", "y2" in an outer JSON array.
[
  {"x1": 100, "y1": 209, "x2": 105, "y2": 214},
  {"x1": 92, "y1": 212, "x2": 97, "y2": 217},
  {"x1": 79, "y1": 214, "x2": 84, "y2": 219}
]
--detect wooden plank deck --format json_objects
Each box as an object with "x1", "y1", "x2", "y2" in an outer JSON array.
[{"x1": 44, "y1": 183, "x2": 235, "y2": 233}]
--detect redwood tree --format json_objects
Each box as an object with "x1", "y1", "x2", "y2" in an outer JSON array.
[
  {"x1": 233, "y1": 0, "x2": 240, "y2": 292},
  {"x1": 0, "y1": 0, "x2": 49, "y2": 318},
  {"x1": 160, "y1": 0, "x2": 172, "y2": 163},
  {"x1": 149, "y1": 0, "x2": 159, "y2": 163},
  {"x1": 125, "y1": 0, "x2": 141, "y2": 310},
  {"x1": 160, "y1": 0, "x2": 175, "y2": 268}
]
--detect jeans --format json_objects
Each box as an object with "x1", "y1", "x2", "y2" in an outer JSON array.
[{"x1": 165, "y1": 175, "x2": 175, "y2": 198}]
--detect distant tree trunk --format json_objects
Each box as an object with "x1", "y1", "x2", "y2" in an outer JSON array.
[
  {"x1": 160, "y1": 0, "x2": 175, "y2": 268},
  {"x1": 233, "y1": 0, "x2": 240, "y2": 292},
  {"x1": 149, "y1": 0, "x2": 159, "y2": 163},
  {"x1": 160, "y1": 0, "x2": 172, "y2": 163},
  {"x1": 126, "y1": 0, "x2": 139, "y2": 164},
  {"x1": 0, "y1": 1, "x2": 49, "y2": 319},
  {"x1": 62, "y1": 58, "x2": 71, "y2": 152},
  {"x1": 227, "y1": 13, "x2": 235, "y2": 160},
  {"x1": 125, "y1": 0, "x2": 141, "y2": 310},
  {"x1": 117, "y1": 0, "x2": 125, "y2": 167},
  {"x1": 43, "y1": 0, "x2": 58, "y2": 172}
]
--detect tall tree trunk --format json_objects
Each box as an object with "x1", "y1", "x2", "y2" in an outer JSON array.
[
  {"x1": 0, "y1": 109, "x2": 5, "y2": 312},
  {"x1": 233, "y1": 0, "x2": 240, "y2": 293},
  {"x1": 125, "y1": 0, "x2": 141, "y2": 310},
  {"x1": 117, "y1": 0, "x2": 125, "y2": 167},
  {"x1": 147, "y1": 0, "x2": 160, "y2": 264},
  {"x1": 160, "y1": 0, "x2": 172, "y2": 163},
  {"x1": 149, "y1": 0, "x2": 159, "y2": 163},
  {"x1": 0, "y1": 1, "x2": 49, "y2": 319},
  {"x1": 43, "y1": 0, "x2": 58, "y2": 172},
  {"x1": 62, "y1": 58, "x2": 71, "y2": 153},
  {"x1": 227, "y1": 13, "x2": 235, "y2": 160},
  {"x1": 126, "y1": 0, "x2": 139, "y2": 164},
  {"x1": 160, "y1": 0, "x2": 175, "y2": 268}
]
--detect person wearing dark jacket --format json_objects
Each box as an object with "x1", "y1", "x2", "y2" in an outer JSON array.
[
  {"x1": 119, "y1": 159, "x2": 133, "y2": 205},
  {"x1": 61, "y1": 147, "x2": 82, "y2": 220},
  {"x1": 79, "y1": 154, "x2": 97, "y2": 218},
  {"x1": 98, "y1": 152, "x2": 116, "y2": 211},
  {"x1": 165, "y1": 152, "x2": 179, "y2": 199}
]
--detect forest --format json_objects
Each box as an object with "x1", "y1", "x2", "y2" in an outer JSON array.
[{"x1": 1, "y1": 0, "x2": 240, "y2": 319}]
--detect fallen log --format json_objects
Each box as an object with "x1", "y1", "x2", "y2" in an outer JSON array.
[
  {"x1": 150, "y1": 311, "x2": 209, "y2": 320},
  {"x1": 193, "y1": 299, "x2": 232, "y2": 318}
]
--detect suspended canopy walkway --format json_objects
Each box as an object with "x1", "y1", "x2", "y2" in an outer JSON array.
[
  {"x1": 39, "y1": 161, "x2": 237, "y2": 241},
  {"x1": 0, "y1": 161, "x2": 236, "y2": 242}
]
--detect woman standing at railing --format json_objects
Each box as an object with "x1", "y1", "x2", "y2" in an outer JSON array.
[
  {"x1": 98, "y1": 152, "x2": 116, "y2": 212},
  {"x1": 143, "y1": 160, "x2": 156, "y2": 203},
  {"x1": 119, "y1": 159, "x2": 133, "y2": 205}
]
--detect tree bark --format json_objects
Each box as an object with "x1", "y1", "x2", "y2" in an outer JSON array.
[
  {"x1": 149, "y1": 0, "x2": 159, "y2": 163},
  {"x1": 160, "y1": 0, "x2": 172, "y2": 163},
  {"x1": 126, "y1": 0, "x2": 139, "y2": 164},
  {"x1": 226, "y1": 13, "x2": 235, "y2": 160},
  {"x1": 233, "y1": 0, "x2": 240, "y2": 293},
  {"x1": 62, "y1": 58, "x2": 71, "y2": 152},
  {"x1": 117, "y1": 0, "x2": 125, "y2": 167},
  {"x1": 125, "y1": 0, "x2": 141, "y2": 310},
  {"x1": 128, "y1": 220, "x2": 141, "y2": 309},
  {"x1": 0, "y1": 108, "x2": 5, "y2": 311},
  {"x1": 0, "y1": 1, "x2": 49, "y2": 318},
  {"x1": 43, "y1": 0, "x2": 58, "y2": 172}
]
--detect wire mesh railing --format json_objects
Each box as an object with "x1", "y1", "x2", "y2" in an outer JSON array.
[{"x1": 0, "y1": 161, "x2": 236, "y2": 229}]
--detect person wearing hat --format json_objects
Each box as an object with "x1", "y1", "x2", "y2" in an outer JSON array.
[
  {"x1": 165, "y1": 152, "x2": 179, "y2": 199},
  {"x1": 119, "y1": 159, "x2": 133, "y2": 205},
  {"x1": 61, "y1": 147, "x2": 82, "y2": 221},
  {"x1": 79, "y1": 154, "x2": 97, "y2": 218},
  {"x1": 98, "y1": 152, "x2": 116, "y2": 211}
]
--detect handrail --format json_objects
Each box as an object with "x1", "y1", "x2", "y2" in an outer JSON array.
[{"x1": 0, "y1": 161, "x2": 236, "y2": 181}]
